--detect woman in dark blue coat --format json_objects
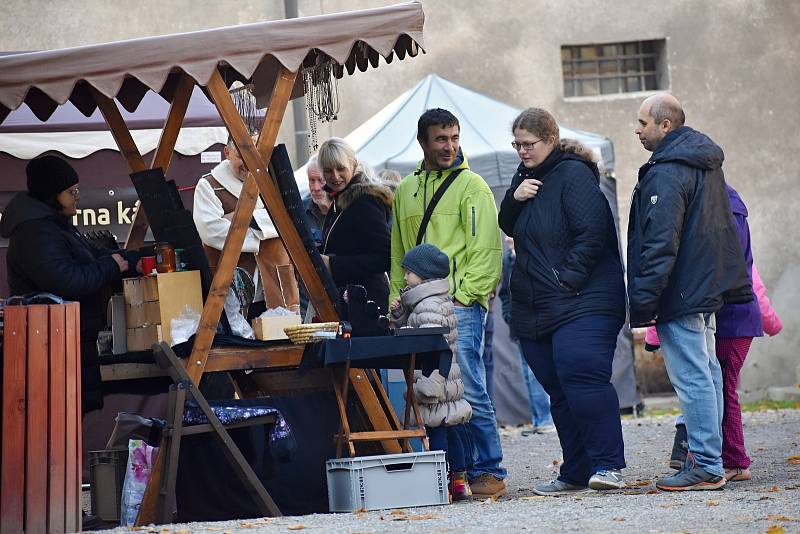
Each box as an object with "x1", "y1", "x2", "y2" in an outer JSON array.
[{"x1": 498, "y1": 108, "x2": 626, "y2": 495}]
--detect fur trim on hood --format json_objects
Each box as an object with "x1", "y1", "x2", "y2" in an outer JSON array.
[{"x1": 334, "y1": 173, "x2": 393, "y2": 212}]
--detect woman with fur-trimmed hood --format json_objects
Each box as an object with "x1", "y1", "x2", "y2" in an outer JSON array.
[{"x1": 318, "y1": 138, "x2": 393, "y2": 312}]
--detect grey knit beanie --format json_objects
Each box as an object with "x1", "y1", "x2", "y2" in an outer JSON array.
[{"x1": 402, "y1": 243, "x2": 450, "y2": 281}]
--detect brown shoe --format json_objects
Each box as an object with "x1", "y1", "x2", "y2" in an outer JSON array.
[
  {"x1": 469, "y1": 473, "x2": 507, "y2": 497},
  {"x1": 724, "y1": 467, "x2": 751, "y2": 481}
]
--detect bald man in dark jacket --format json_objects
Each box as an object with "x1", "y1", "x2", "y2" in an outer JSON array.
[{"x1": 629, "y1": 94, "x2": 751, "y2": 492}]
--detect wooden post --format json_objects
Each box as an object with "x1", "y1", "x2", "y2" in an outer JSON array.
[
  {"x1": 127, "y1": 74, "x2": 195, "y2": 249},
  {"x1": 92, "y1": 88, "x2": 147, "y2": 174},
  {"x1": 92, "y1": 76, "x2": 195, "y2": 250},
  {"x1": 187, "y1": 67, "x2": 299, "y2": 384}
]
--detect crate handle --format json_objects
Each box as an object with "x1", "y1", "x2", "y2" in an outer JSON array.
[{"x1": 382, "y1": 461, "x2": 415, "y2": 472}]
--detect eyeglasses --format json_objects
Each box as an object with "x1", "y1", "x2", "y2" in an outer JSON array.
[
  {"x1": 67, "y1": 187, "x2": 80, "y2": 198},
  {"x1": 511, "y1": 139, "x2": 544, "y2": 152}
]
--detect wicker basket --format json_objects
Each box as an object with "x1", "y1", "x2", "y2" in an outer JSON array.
[{"x1": 283, "y1": 322, "x2": 340, "y2": 344}]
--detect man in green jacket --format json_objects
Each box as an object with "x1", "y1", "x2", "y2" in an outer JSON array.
[{"x1": 390, "y1": 108, "x2": 506, "y2": 496}]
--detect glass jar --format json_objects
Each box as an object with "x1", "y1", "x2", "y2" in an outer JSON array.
[{"x1": 156, "y1": 242, "x2": 176, "y2": 273}]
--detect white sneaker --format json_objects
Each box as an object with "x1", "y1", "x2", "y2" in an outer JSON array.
[
  {"x1": 534, "y1": 424, "x2": 557, "y2": 434},
  {"x1": 588, "y1": 469, "x2": 624, "y2": 490}
]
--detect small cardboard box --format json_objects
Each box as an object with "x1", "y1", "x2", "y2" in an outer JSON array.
[
  {"x1": 252, "y1": 314, "x2": 301, "y2": 341},
  {"x1": 123, "y1": 276, "x2": 159, "y2": 305},
  {"x1": 156, "y1": 271, "x2": 203, "y2": 346},
  {"x1": 126, "y1": 324, "x2": 160, "y2": 352},
  {"x1": 125, "y1": 303, "x2": 146, "y2": 328},
  {"x1": 123, "y1": 278, "x2": 144, "y2": 306},
  {"x1": 125, "y1": 301, "x2": 161, "y2": 328},
  {"x1": 143, "y1": 276, "x2": 159, "y2": 301}
]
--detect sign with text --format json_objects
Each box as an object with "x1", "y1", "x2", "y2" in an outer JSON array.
[{"x1": 0, "y1": 188, "x2": 151, "y2": 246}]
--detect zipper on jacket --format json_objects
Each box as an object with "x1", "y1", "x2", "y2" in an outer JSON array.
[
  {"x1": 451, "y1": 257, "x2": 458, "y2": 293},
  {"x1": 471, "y1": 206, "x2": 476, "y2": 237}
]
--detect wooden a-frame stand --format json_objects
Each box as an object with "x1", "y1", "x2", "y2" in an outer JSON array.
[{"x1": 95, "y1": 66, "x2": 416, "y2": 523}]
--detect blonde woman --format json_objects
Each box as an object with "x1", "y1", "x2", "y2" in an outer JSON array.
[{"x1": 318, "y1": 138, "x2": 393, "y2": 311}]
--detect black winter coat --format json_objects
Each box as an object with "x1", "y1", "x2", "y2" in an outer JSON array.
[
  {"x1": 627, "y1": 126, "x2": 752, "y2": 326},
  {"x1": 322, "y1": 174, "x2": 392, "y2": 312},
  {"x1": 0, "y1": 193, "x2": 126, "y2": 412},
  {"x1": 498, "y1": 148, "x2": 626, "y2": 340}
]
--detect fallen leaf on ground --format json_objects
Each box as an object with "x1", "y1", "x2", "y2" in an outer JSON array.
[
  {"x1": 625, "y1": 480, "x2": 653, "y2": 487},
  {"x1": 392, "y1": 513, "x2": 439, "y2": 521},
  {"x1": 765, "y1": 526, "x2": 786, "y2": 534},
  {"x1": 613, "y1": 517, "x2": 625, "y2": 521},
  {"x1": 389, "y1": 509, "x2": 407, "y2": 515},
  {"x1": 767, "y1": 515, "x2": 800, "y2": 522},
  {"x1": 519, "y1": 495, "x2": 546, "y2": 500},
  {"x1": 706, "y1": 500, "x2": 719, "y2": 506},
  {"x1": 756, "y1": 485, "x2": 781, "y2": 493},
  {"x1": 787, "y1": 455, "x2": 800, "y2": 465},
  {"x1": 288, "y1": 526, "x2": 307, "y2": 531}
]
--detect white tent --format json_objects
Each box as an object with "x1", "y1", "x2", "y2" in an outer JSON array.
[{"x1": 347, "y1": 74, "x2": 615, "y2": 183}]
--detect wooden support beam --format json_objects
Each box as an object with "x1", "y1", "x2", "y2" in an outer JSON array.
[
  {"x1": 192, "y1": 67, "x2": 402, "y2": 454},
  {"x1": 91, "y1": 88, "x2": 147, "y2": 173},
  {"x1": 187, "y1": 67, "x2": 298, "y2": 384},
  {"x1": 125, "y1": 74, "x2": 196, "y2": 250}
]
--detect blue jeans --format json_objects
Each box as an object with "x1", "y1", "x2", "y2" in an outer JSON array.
[
  {"x1": 426, "y1": 424, "x2": 470, "y2": 472},
  {"x1": 656, "y1": 313, "x2": 724, "y2": 477},
  {"x1": 520, "y1": 315, "x2": 625, "y2": 486},
  {"x1": 483, "y1": 307, "x2": 496, "y2": 404},
  {"x1": 517, "y1": 343, "x2": 553, "y2": 427},
  {"x1": 454, "y1": 304, "x2": 506, "y2": 480}
]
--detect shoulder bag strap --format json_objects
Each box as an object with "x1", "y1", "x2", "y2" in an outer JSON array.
[{"x1": 416, "y1": 168, "x2": 465, "y2": 246}]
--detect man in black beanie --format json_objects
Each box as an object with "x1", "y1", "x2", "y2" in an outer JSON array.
[{"x1": 1, "y1": 155, "x2": 133, "y2": 415}]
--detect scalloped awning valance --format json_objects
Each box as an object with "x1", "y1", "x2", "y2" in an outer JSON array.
[{"x1": 0, "y1": 1, "x2": 424, "y2": 123}]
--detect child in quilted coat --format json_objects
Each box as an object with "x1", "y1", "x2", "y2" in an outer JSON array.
[{"x1": 390, "y1": 243, "x2": 473, "y2": 501}]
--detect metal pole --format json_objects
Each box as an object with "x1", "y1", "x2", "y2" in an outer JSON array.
[{"x1": 284, "y1": 0, "x2": 309, "y2": 166}]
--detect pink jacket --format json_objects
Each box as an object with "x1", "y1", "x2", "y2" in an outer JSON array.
[
  {"x1": 644, "y1": 263, "x2": 782, "y2": 346},
  {"x1": 752, "y1": 264, "x2": 783, "y2": 336}
]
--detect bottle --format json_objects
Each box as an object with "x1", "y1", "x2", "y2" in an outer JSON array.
[{"x1": 156, "y1": 242, "x2": 176, "y2": 273}]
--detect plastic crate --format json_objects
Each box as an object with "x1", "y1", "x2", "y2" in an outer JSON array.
[
  {"x1": 326, "y1": 451, "x2": 448, "y2": 512},
  {"x1": 88, "y1": 449, "x2": 129, "y2": 522}
]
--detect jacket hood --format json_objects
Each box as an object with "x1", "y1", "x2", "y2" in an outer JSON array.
[
  {"x1": 400, "y1": 278, "x2": 451, "y2": 308},
  {"x1": 333, "y1": 173, "x2": 393, "y2": 212},
  {"x1": 726, "y1": 184, "x2": 748, "y2": 217},
  {"x1": 651, "y1": 126, "x2": 724, "y2": 171},
  {"x1": 517, "y1": 146, "x2": 600, "y2": 183},
  {"x1": 0, "y1": 192, "x2": 64, "y2": 238}
]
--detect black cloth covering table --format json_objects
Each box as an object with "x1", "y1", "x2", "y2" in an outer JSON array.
[{"x1": 302, "y1": 333, "x2": 452, "y2": 377}]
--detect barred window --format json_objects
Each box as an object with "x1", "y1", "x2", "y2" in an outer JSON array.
[{"x1": 561, "y1": 40, "x2": 668, "y2": 98}]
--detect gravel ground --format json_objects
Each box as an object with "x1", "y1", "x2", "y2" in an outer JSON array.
[{"x1": 94, "y1": 409, "x2": 800, "y2": 534}]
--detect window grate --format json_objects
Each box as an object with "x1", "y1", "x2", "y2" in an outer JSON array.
[{"x1": 561, "y1": 40, "x2": 666, "y2": 97}]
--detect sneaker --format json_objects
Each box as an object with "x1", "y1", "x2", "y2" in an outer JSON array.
[
  {"x1": 469, "y1": 473, "x2": 507, "y2": 497},
  {"x1": 656, "y1": 467, "x2": 726, "y2": 491},
  {"x1": 532, "y1": 479, "x2": 591, "y2": 496},
  {"x1": 724, "y1": 467, "x2": 751, "y2": 482},
  {"x1": 670, "y1": 423, "x2": 688, "y2": 470},
  {"x1": 534, "y1": 423, "x2": 557, "y2": 434},
  {"x1": 449, "y1": 471, "x2": 473, "y2": 501},
  {"x1": 588, "y1": 469, "x2": 625, "y2": 490}
]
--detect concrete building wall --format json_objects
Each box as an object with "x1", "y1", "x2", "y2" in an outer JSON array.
[{"x1": 2, "y1": 0, "x2": 797, "y2": 395}]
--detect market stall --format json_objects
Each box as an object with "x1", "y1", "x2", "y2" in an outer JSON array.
[{"x1": 0, "y1": 2, "x2": 427, "y2": 530}]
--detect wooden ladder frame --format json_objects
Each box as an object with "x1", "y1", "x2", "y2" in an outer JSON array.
[{"x1": 91, "y1": 65, "x2": 411, "y2": 522}]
